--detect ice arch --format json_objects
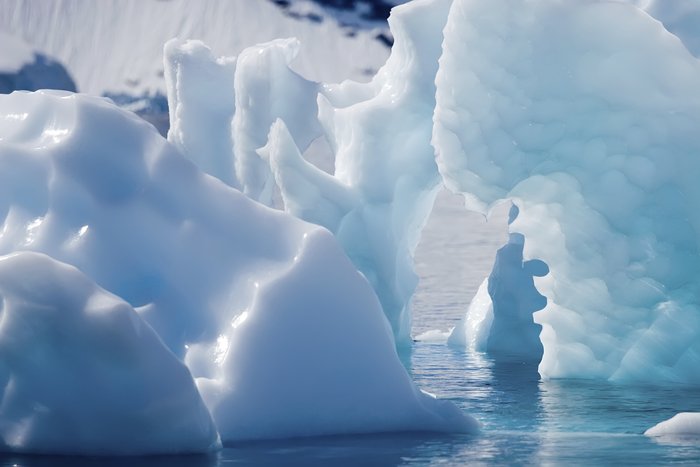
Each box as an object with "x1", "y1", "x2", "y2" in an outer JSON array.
[{"x1": 434, "y1": 0, "x2": 700, "y2": 384}]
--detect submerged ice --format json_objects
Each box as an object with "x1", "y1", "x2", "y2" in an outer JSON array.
[{"x1": 0, "y1": 90, "x2": 477, "y2": 453}]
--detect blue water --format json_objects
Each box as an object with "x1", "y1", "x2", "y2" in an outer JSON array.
[
  {"x1": 4, "y1": 344, "x2": 700, "y2": 465},
  {"x1": 2, "y1": 192, "x2": 699, "y2": 465}
]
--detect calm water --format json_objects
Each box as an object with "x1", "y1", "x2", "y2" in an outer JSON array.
[{"x1": 2, "y1": 192, "x2": 699, "y2": 465}]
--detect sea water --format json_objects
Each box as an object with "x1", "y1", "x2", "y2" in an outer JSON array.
[{"x1": 1, "y1": 191, "x2": 699, "y2": 466}]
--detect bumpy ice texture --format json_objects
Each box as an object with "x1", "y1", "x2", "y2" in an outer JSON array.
[
  {"x1": 434, "y1": 0, "x2": 700, "y2": 383},
  {"x1": 0, "y1": 90, "x2": 477, "y2": 450},
  {"x1": 0, "y1": 252, "x2": 219, "y2": 455}
]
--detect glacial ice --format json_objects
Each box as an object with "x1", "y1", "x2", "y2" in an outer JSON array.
[
  {"x1": 645, "y1": 413, "x2": 700, "y2": 437},
  {"x1": 0, "y1": 89, "x2": 476, "y2": 452},
  {"x1": 163, "y1": 0, "x2": 700, "y2": 385},
  {"x1": 165, "y1": 0, "x2": 453, "y2": 346},
  {"x1": 0, "y1": 251, "x2": 219, "y2": 455},
  {"x1": 448, "y1": 205, "x2": 546, "y2": 361},
  {"x1": 0, "y1": 0, "x2": 391, "y2": 98},
  {"x1": 268, "y1": 0, "x2": 453, "y2": 345},
  {"x1": 434, "y1": 0, "x2": 700, "y2": 383}
]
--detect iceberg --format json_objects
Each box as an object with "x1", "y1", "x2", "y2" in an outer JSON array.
[
  {"x1": 434, "y1": 0, "x2": 700, "y2": 383},
  {"x1": 0, "y1": 251, "x2": 219, "y2": 455},
  {"x1": 645, "y1": 413, "x2": 700, "y2": 437},
  {"x1": 448, "y1": 205, "x2": 547, "y2": 361},
  {"x1": 0, "y1": 89, "x2": 476, "y2": 452},
  {"x1": 164, "y1": 0, "x2": 453, "y2": 346}
]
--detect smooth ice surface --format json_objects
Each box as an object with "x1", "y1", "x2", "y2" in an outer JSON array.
[
  {"x1": 0, "y1": 90, "x2": 476, "y2": 449},
  {"x1": 0, "y1": 0, "x2": 390, "y2": 97},
  {"x1": 0, "y1": 252, "x2": 219, "y2": 455},
  {"x1": 646, "y1": 413, "x2": 700, "y2": 437},
  {"x1": 433, "y1": 0, "x2": 700, "y2": 383}
]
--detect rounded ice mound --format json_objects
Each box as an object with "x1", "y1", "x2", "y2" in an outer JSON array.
[
  {"x1": 0, "y1": 251, "x2": 219, "y2": 455},
  {"x1": 0, "y1": 90, "x2": 477, "y2": 444},
  {"x1": 433, "y1": 0, "x2": 700, "y2": 383},
  {"x1": 645, "y1": 413, "x2": 700, "y2": 437}
]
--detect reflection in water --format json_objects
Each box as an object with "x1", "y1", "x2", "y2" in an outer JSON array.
[{"x1": 2, "y1": 343, "x2": 700, "y2": 466}]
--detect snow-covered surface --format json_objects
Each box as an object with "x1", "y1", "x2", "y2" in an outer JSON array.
[
  {"x1": 0, "y1": 31, "x2": 34, "y2": 72},
  {"x1": 0, "y1": 89, "x2": 476, "y2": 452},
  {"x1": 434, "y1": 0, "x2": 700, "y2": 383},
  {"x1": 0, "y1": 251, "x2": 219, "y2": 455},
  {"x1": 645, "y1": 413, "x2": 700, "y2": 437},
  {"x1": 0, "y1": 0, "x2": 391, "y2": 98}
]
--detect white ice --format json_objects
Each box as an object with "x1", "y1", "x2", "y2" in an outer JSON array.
[
  {"x1": 0, "y1": 251, "x2": 220, "y2": 455},
  {"x1": 434, "y1": 0, "x2": 700, "y2": 383},
  {"x1": 0, "y1": 89, "x2": 477, "y2": 452},
  {"x1": 645, "y1": 413, "x2": 700, "y2": 437}
]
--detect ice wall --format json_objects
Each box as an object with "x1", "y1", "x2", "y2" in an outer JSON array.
[
  {"x1": 165, "y1": 0, "x2": 452, "y2": 346},
  {"x1": 267, "y1": 0, "x2": 453, "y2": 344},
  {"x1": 0, "y1": 90, "x2": 476, "y2": 450},
  {"x1": 434, "y1": 0, "x2": 700, "y2": 383}
]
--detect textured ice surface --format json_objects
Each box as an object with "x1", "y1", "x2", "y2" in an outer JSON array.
[
  {"x1": 0, "y1": 251, "x2": 219, "y2": 455},
  {"x1": 0, "y1": 90, "x2": 476, "y2": 450},
  {"x1": 434, "y1": 0, "x2": 700, "y2": 383},
  {"x1": 646, "y1": 413, "x2": 700, "y2": 437}
]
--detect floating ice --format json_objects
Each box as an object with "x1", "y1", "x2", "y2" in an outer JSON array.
[
  {"x1": 434, "y1": 0, "x2": 700, "y2": 383},
  {"x1": 645, "y1": 413, "x2": 700, "y2": 437},
  {"x1": 0, "y1": 251, "x2": 219, "y2": 455},
  {"x1": 164, "y1": 0, "x2": 453, "y2": 346},
  {"x1": 449, "y1": 205, "x2": 546, "y2": 361},
  {"x1": 267, "y1": 0, "x2": 453, "y2": 345},
  {"x1": 0, "y1": 90, "x2": 476, "y2": 451}
]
